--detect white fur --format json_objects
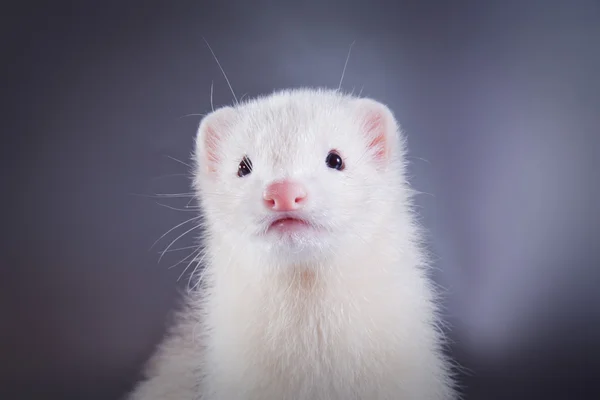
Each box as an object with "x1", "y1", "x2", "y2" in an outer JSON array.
[{"x1": 128, "y1": 88, "x2": 456, "y2": 400}]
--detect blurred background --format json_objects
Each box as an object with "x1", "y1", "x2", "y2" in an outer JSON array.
[{"x1": 1, "y1": 0, "x2": 599, "y2": 399}]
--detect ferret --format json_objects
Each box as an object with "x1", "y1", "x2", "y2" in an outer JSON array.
[{"x1": 128, "y1": 88, "x2": 456, "y2": 400}]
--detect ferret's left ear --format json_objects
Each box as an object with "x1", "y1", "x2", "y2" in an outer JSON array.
[{"x1": 353, "y1": 98, "x2": 401, "y2": 168}]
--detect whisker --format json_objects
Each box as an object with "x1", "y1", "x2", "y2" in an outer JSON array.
[
  {"x1": 180, "y1": 250, "x2": 207, "y2": 283},
  {"x1": 177, "y1": 113, "x2": 206, "y2": 120},
  {"x1": 202, "y1": 37, "x2": 238, "y2": 105},
  {"x1": 150, "y1": 215, "x2": 201, "y2": 251},
  {"x1": 186, "y1": 196, "x2": 197, "y2": 208},
  {"x1": 156, "y1": 202, "x2": 200, "y2": 212},
  {"x1": 160, "y1": 245, "x2": 198, "y2": 254},
  {"x1": 358, "y1": 85, "x2": 365, "y2": 97},
  {"x1": 168, "y1": 247, "x2": 200, "y2": 270},
  {"x1": 338, "y1": 40, "x2": 356, "y2": 91},
  {"x1": 210, "y1": 80, "x2": 214, "y2": 112},
  {"x1": 159, "y1": 223, "x2": 202, "y2": 262},
  {"x1": 131, "y1": 193, "x2": 195, "y2": 199},
  {"x1": 412, "y1": 189, "x2": 435, "y2": 198},
  {"x1": 188, "y1": 252, "x2": 212, "y2": 292},
  {"x1": 407, "y1": 156, "x2": 431, "y2": 164},
  {"x1": 165, "y1": 155, "x2": 192, "y2": 169},
  {"x1": 153, "y1": 192, "x2": 195, "y2": 198}
]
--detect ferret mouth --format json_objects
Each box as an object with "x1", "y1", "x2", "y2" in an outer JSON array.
[{"x1": 266, "y1": 216, "x2": 313, "y2": 234}]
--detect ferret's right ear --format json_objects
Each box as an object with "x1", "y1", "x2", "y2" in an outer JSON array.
[{"x1": 195, "y1": 106, "x2": 237, "y2": 176}]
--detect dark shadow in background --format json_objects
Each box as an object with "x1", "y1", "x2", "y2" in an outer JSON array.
[{"x1": 1, "y1": 1, "x2": 599, "y2": 399}]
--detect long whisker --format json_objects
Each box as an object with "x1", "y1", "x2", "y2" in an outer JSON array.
[
  {"x1": 166, "y1": 155, "x2": 192, "y2": 169},
  {"x1": 188, "y1": 252, "x2": 211, "y2": 292},
  {"x1": 159, "y1": 223, "x2": 202, "y2": 263},
  {"x1": 151, "y1": 215, "x2": 201, "y2": 251},
  {"x1": 202, "y1": 37, "x2": 238, "y2": 105},
  {"x1": 179, "y1": 250, "x2": 207, "y2": 283},
  {"x1": 156, "y1": 202, "x2": 200, "y2": 212},
  {"x1": 210, "y1": 80, "x2": 214, "y2": 112},
  {"x1": 338, "y1": 40, "x2": 355, "y2": 91},
  {"x1": 153, "y1": 192, "x2": 195, "y2": 198},
  {"x1": 168, "y1": 247, "x2": 200, "y2": 270},
  {"x1": 130, "y1": 193, "x2": 195, "y2": 199},
  {"x1": 160, "y1": 245, "x2": 198, "y2": 254},
  {"x1": 177, "y1": 113, "x2": 206, "y2": 120}
]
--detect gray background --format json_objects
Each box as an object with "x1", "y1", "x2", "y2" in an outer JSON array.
[{"x1": 1, "y1": 0, "x2": 599, "y2": 399}]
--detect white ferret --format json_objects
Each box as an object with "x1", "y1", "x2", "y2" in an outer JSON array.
[{"x1": 128, "y1": 88, "x2": 456, "y2": 400}]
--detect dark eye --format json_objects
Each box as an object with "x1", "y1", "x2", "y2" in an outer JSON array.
[
  {"x1": 325, "y1": 151, "x2": 344, "y2": 171},
  {"x1": 237, "y1": 156, "x2": 253, "y2": 177}
]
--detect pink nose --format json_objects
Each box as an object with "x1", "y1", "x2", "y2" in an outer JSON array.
[{"x1": 263, "y1": 180, "x2": 308, "y2": 211}]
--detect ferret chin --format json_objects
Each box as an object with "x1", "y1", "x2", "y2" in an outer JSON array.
[{"x1": 128, "y1": 88, "x2": 457, "y2": 400}]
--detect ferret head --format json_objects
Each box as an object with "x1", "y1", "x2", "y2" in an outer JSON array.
[{"x1": 193, "y1": 88, "x2": 406, "y2": 268}]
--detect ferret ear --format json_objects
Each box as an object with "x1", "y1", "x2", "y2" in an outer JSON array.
[
  {"x1": 352, "y1": 98, "x2": 400, "y2": 168},
  {"x1": 195, "y1": 106, "x2": 237, "y2": 176}
]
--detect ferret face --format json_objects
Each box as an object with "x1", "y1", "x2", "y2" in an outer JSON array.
[{"x1": 193, "y1": 89, "x2": 403, "y2": 267}]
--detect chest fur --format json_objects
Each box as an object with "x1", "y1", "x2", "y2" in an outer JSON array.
[{"x1": 200, "y1": 270, "x2": 428, "y2": 399}]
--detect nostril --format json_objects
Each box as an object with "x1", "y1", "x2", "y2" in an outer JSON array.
[
  {"x1": 294, "y1": 189, "x2": 308, "y2": 205},
  {"x1": 264, "y1": 197, "x2": 276, "y2": 208}
]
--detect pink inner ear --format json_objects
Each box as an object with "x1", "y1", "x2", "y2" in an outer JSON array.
[
  {"x1": 204, "y1": 125, "x2": 220, "y2": 174},
  {"x1": 363, "y1": 111, "x2": 388, "y2": 161}
]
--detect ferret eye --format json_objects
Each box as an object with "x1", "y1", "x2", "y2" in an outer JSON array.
[
  {"x1": 237, "y1": 156, "x2": 253, "y2": 177},
  {"x1": 325, "y1": 151, "x2": 344, "y2": 171}
]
